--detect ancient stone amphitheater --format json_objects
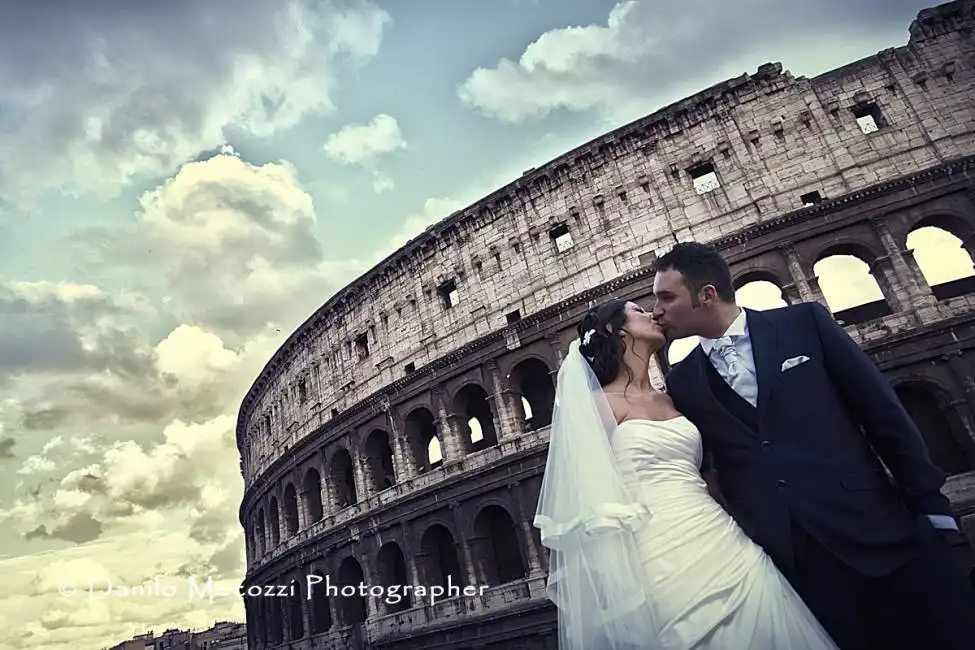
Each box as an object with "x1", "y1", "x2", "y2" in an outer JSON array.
[{"x1": 237, "y1": 2, "x2": 975, "y2": 648}]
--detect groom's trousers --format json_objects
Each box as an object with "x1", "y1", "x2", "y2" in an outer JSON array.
[{"x1": 789, "y1": 516, "x2": 975, "y2": 650}]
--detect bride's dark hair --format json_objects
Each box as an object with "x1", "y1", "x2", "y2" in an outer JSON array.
[{"x1": 577, "y1": 298, "x2": 633, "y2": 388}]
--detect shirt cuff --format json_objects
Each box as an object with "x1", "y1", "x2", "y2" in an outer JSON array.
[{"x1": 926, "y1": 514, "x2": 958, "y2": 531}]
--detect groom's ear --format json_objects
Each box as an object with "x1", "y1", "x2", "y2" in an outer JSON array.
[{"x1": 699, "y1": 284, "x2": 717, "y2": 305}]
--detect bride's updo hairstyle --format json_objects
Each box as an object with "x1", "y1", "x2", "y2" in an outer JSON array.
[{"x1": 577, "y1": 298, "x2": 632, "y2": 388}]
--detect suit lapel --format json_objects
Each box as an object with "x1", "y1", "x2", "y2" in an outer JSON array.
[{"x1": 744, "y1": 307, "x2": 780, "y2": 419}]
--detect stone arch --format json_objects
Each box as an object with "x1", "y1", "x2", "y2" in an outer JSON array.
[
  {"x1": 812, "y1": 241, "x2": 891, "y2": 325},
  {"x1": 733, "y1": 269, "x2": 791, "y2": 309},
  {"x1": 508, "y1": 357, "x2": 555, "y2": 430},
  {"x1": 283, "y1": 482, "x2": 299, "y2": 537},
  {"x1": 336, "y1": 556, "x2": 368, "y2": 625},
  {"x1": 376, "y1": 542, "x2": 412, "y2": 613},
  {"x1": 893, "y1": 378, "x2": 975, "y2": 475},
  {"x1": 452, "y1": 382, "x2": 499, "y2": 452},
  {"x1": 307, "y1": 568, "x2": 333, "y2": 633},
  {"x1": 363, "y1": 429, "x2": 396, "y2": 492},
  {"x1": 471, "y1": 503, "x2": 527, "y2": 586},
  {"x1": 418, "y1": 522, "x2": 464, "y2": 589},
  {"x1": 255, "y1": 508, "x2": 266, "y2": 557},
  {"x1": 268, "y1": 497, "x2": 281, "y2": 546},
  {"x1": 302, "y1": 468, "x2": 324, "y2": 524},
  {"x1": 329, "y1": 446, "x2": 358, "y2": 509},
  {"x1": 906, "y1": 214, "x2": 975, "y2": 300},
  {"x1": 403, "y1": 407, "x2": 442, "y2": 473}
]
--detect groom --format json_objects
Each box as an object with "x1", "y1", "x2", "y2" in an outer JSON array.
[{"x1": 651, "y1": 242, "x2": 975, "y2": 650}]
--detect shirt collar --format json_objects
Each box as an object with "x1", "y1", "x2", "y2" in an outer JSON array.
[{"x1": 700, "y1": 308, "x2": 748, "y2": 355}]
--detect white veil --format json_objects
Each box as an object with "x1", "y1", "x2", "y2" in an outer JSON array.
[{"x1": 534, "y1": 338, "x2": 664, "y2": 649}]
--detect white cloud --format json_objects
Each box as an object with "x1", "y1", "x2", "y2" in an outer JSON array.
[
  {"x1": 16, "y1": 455, "x2": 56, "y2": 476},
  {"x1": 323, "y1": 113, "x2": 407, "y2": 193},
  {"x1": 154, "y1": 326, "x2": 240, "y2": 390},
  {"x1": 457, "y1": 0, "x2": 921, "y2": 126},
  {"x1": 0, "y1": 531, "x2": 245, "y2": 650},
  {"x1": 323, "y1": 113, "x2": 406, "y2": 166},
  {"x1": 0, "y1": 0, "x2": 392, "y2": 201},
  {"x1": 87, "y1": 151, "x2": 369, "y2": 341}
]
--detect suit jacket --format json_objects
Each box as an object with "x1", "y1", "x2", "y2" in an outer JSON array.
[{"x1": 665, "y1": 301, "x2": 952, "y2": 578}]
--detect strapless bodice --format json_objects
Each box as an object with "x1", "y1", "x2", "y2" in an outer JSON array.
[{"x1": 610, "y1": 416, "x2": 705, "y2": 493}]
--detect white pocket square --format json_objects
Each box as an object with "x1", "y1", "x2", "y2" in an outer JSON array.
[{"x1": 781, "y1": 355, "x2": 810, "y2": 371}]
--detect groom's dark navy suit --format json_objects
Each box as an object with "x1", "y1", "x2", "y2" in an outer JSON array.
[{"x1": 665, "y1": 301, "x2": 975, "y2": 650}]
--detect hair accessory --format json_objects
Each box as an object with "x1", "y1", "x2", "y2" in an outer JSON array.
[{"x1": 582, "y1": 329, "x2": 595, "y2": 346}]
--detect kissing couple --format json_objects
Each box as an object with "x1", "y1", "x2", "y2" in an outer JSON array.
[{"x1": 534, "y1": 242, "x2": 975, "y2": 649}]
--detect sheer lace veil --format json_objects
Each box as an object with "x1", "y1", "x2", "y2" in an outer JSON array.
[{"x1": 534, "y1": 339, "x2": 664, "y2": 649}]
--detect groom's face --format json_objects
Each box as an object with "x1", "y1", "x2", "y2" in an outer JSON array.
[{"x1": 651, "y1": 268, "x2": 708, "y2": 339}]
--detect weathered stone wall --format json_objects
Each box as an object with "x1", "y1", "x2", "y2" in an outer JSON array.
[{"x1": 238, "y1": 1, "x2": 975, "y2": 484}]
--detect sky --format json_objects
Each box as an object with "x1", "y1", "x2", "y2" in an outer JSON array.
[{"x1": 0, "y1": 1, "x2": 971, "y2": 648}]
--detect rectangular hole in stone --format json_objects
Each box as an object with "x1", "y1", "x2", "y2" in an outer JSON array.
[
  {"x1": 549, "y1": 223, "x2": 574, "y2": 252},
  {"x1": 800, "y1": 191, "x2": 823, "y2": 206},
  {"x1": 851, "y1": 103, "x2": 882, "y2": 134},
  {"x1": 689, "y1": 162, "x2": 720, "y2": 195}
]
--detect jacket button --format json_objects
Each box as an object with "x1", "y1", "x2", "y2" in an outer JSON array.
[
  {"x1": 760, "y1": 440, "x2": 771, "y2": 449},
  {"x1": 777, "y1": 479, "x2": 787, "y2": 488}
]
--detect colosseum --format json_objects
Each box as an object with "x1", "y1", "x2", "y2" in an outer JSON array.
[{"x1": 236, "y1": 2, "x2": 975, "y2": 648}]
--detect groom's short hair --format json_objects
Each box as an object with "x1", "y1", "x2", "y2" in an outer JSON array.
[{"x1": 655, "y1": 242, "x2": 736, "y2": 303}]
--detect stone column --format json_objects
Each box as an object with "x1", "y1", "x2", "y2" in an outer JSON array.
[
  {"x1": 433, "y1": 387, "x2": 466, "y2": 465},
  {"x1": 384, "y1": 399, "x2": 416, "y2": 482},
  {"x1": 296, "y1": 488, "x2": 308, "y2": 531},
  {"x1": 943, "y1": 351, "x2": 975, "y2": 449},
  {"x1": 298, "y1": 569, "x2": 312, "y2": 640},
  {"x1": 508, "y1": 481, "x2": 545, "y2": 575},
  {"x1": 402, "y1": 524, "x2": 423, "y2": 607},
  {"x1": 867, "y1": 255, "x2": 908, "y2": 313},
  {"x1": 870, "y1": 216, "x2": 938, "y2": 309},
  {"x1": 452, "y1": 503, "x2": 481, "y2": 587},
  {"x1": 352, "y1": 441, "x2": 370, "y2": 504},
  {"x1": 779, "y1": 245, "x2": 829, "y2": 308},
  {"x1": 486, "y1": 360, "x2": 523, "y2": 441},
  {"x1": 358, "y1": 541, "x2": 379, "y2": 619}
]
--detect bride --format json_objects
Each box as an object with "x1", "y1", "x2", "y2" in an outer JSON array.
[{"x1": 534, "y1": 298, "x2": 838, "y2": 649}]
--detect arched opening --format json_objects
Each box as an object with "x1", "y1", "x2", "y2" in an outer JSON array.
[
  {"x1": 665, "y1": 336, "x2": 699, "y2": 367},
  {"x1": 404, "y1": 407, "x2": 441, "y2": 473},
  {"x1": 308, "y1": 569, "x2": 333, "y2": 633},
  {"x1": 329, "y1": 447, "x2": 358, "y2": 509},
  {"x1": 471, "y1": 504, "x2": 527, "y2": 586},
  {"x1": 302, "y1": 468, "x2": 324, "y2": 524},
  {"x1": 268, "y1": 497, "x2": 281, "y2": 547},
  {"x1": 509, "y1": 358, "x2": 555, "y2": 430},
  {"x1": 364, "y1": 429, "x2": 396, "y2": 492},
  {"x1": 377, "y1": 542, "x2": 412, "y2": 614},
  {"x1": 453, "y1": 384, "x2": 499, "y2": 452},
  {"x1": 734, "y1": 271, "x2": 789, "y2": 310},
  {"x1": 288, "y1": 576, "x2": 305, "y2": 640},
  {"x1": 895, "y1": 382, "x2": 975, "y2": 475},
  {"x1": 907, "y1": 221, "x2": 975, "y2": 301},
  {"x1": 813, "y1": 245, "x2": 891, "y2": 325},
  {"x1": 336, "y1": 556, "x2": 368, "y2": 625},
  {"x1": 283, "y1": 483, "x2": 299, "y2": 537},
  {"x1": 419, "y1": 524, "x2": 464, "y2": 589},
  {"x1": 255, "y1": 509, "x2": 266, "y2": 557}
]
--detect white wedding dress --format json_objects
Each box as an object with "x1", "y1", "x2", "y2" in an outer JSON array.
[{"x1": 610, "y1": 415, "x2": 839, "y2": 649}]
